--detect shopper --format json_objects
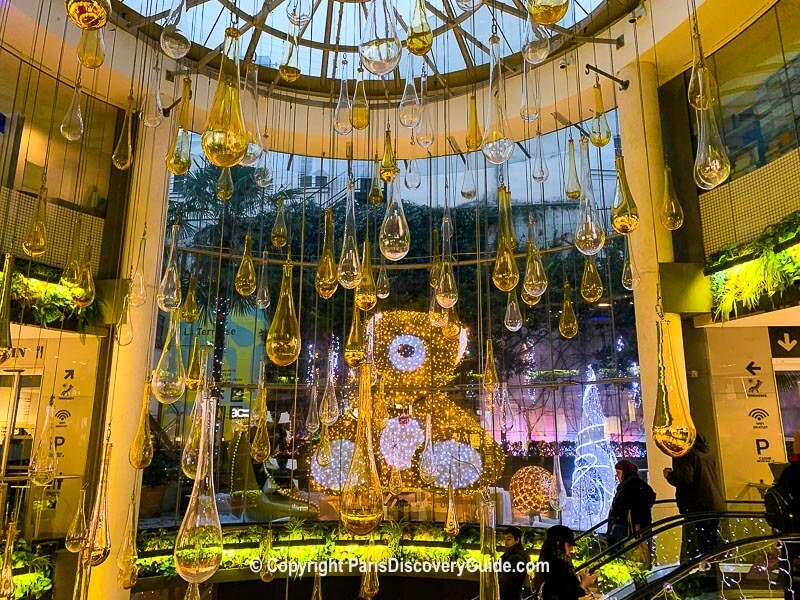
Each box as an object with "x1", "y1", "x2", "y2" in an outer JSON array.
[
  {"x1": 533, "y1": 525, "x2": 598, "y2": 600},
  {"x1": 499, "y1": 526, "x2": 530, "y2": 600},
  {"x1": 607, "y1": 460, "x2": 657, "y2": 545},
  {"x1": 663, "y1": 434, "x2": 725, "y2": 561},
  {"x1": 771, "y1": 430, "x2": 800, "y2": 600}
]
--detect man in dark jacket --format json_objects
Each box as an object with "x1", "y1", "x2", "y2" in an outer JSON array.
[
  {"x1": 775, "y1": 430, "x2": 800, "y2": 600},
  {"x1": 663, "y1": 435, "x2": 725, "y2": 560},
  {"x1": 607, "y1": 460, "x2": 657, "y2": 544},
  {"x1": 499, "y1": 526, "x2": 530, "y2": 600}
]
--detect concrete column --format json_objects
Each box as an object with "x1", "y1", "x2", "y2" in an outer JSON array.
[
  {"x1": 616, "y1": 61, "x2": 690, "y2": 514},
  {"x1": 87, "y1": 122, "x2": 172, "y2": 597}
]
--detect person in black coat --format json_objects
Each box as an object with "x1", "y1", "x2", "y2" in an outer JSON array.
[
  {"x1": 776, "y1": 430, "x2": 800, "y2": 600},
  {"x1": 499, "y1": 526, "x2": 530, "y2": 600},
  {"x1": 533, "y1": 526, "x2": 597, "y2": 600},
  {"x1": 607, "y1": 460, "x2": 657, "y2": 544}
]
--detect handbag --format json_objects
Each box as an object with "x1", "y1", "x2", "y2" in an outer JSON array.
[{"x1": 625, "y1": 511, "x2": 651, "y2": 568}]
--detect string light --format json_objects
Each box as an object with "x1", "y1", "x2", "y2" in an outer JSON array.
[{"x1": 379, "y1": 416, "x2": 424, "y2": 470}]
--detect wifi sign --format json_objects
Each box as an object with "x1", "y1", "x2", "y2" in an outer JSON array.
[
  {"x1": 748, "y1": 408, "x2": 769, "y2": 422},
  {"x1": 55, "y1": 409, "x2": 72, "y2": 422}
]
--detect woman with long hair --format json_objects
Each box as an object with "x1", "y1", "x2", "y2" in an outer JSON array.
[{"x1": 533, "y1": 525, "x2": 597, "y2": 600}]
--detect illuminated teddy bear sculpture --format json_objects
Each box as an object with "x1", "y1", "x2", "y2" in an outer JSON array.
[{"x1": 311, "y1": 310, "x2": 504, "y2": 495}]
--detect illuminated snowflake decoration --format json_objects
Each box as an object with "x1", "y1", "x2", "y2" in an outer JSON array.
[
  {"x1": 379, "y1": 416, "x2": 424, "y2": 470},
  {"x1": 388, "y1": 334, "x2": 427, "y2": 372},
  {"x1": 310, "y1": 438, "x2": 353, "y2": 492},
  {"x1": 427, "y1": 440, "x2": 483, "y2": 489}
]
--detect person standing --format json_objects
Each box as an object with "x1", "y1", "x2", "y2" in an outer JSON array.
[
  {"x1": 771, "y1": 430, "x2": 800, "y2": 600},
  {"x1": 607, "y1": 460, "x2": 657, "y2": 545},
  {"x1": 499, "y1": 526, "x2": 530, "y2": 600},
  {"x1": 533, "y1": 525, "x2": 598, "y2": 600}
]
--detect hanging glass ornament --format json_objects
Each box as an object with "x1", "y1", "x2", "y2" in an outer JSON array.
[
  {"x1": 399, "y1": 62, "x2": 421, "y2": 128},
  {"x1": 316, "y1": 209, "x2": 338, "y2": 300},
  {"x1": 320, "y1": 351, "x2": 340, "y2": 425},
  {"x1": 174, "y1": 390, "x2": 223, "y2": 583},
  {"x1": 181, "y1": 274, "x2": 200, "y2": 323},
  {"x1": 379, "y1": 183, "x2": 411, "y2": 261},
  {"x1": 71, "y1": 244, "x2": 96, "y2": 308},
  {"x1": 306, "y1": 378, "x2": 321, "y2": 435},
  {"x1": 379, "y1": 124, "x2": 400, "y2": 184},
  {"x1": 341, "y1": 362, "x2": 384, "y2": 535},
  {"x1": 388, "y1": 466, "x2": 403, "y2": 496},
  {"x1": 376, "y1": 266, "x2": 389, "y2": 299},
  {"x1": 333, "y1": 62, "x2": 353, "y2": 135},
  {"x1": 355, "y1": 241, "x2": 378, "y2": 312},
  {"x1": 580, "y1": 256, "x2": 603, "y2": 303},
  {"x1": 85, "y1": 438, "x2": 112, "y2": 566},
  {"x1": 499, "y1": 383, "x2": 514, "y2": 431},
  {"x1": 22, "y1": 184, "x2": 47, "y2": 258},
  {"x1": 129, "y1": 381, "x2": 154, "y2": 469},
  {"x1": 255, "y1": 250, "x2": 271, "y2": 309},
  {"x1": 523, "y1": 18, "x2": 550, "y2": 64},
  {"x1": 404, "y1": 139, "x2": 422, "y2": 190},
  {"x1": 442, "y1": 305, "x2": 462, "y2": 340},
  {"x1": 694, "y1": 101, "x2": 730, "y2": 190},
  {"x1": 157, "y1": 223, "x2": 182, "y2": 311},
  {"x1": 660, "y1": 166, "x2": 684, "y2": 230},
  {"x1": 166, "y1": 76, "x2": 192, "y2": 176},
  {"x1": 60, "y1": 218, "x2": 83, "y2": 290},
  {"x1": 444, "y1": 484, "x2": 459, "y2": 536},
  {"x1": 141, "y1": 59, "x2": 164, "y2": 128},
  {"x1": 266, "y1": 262, "x2": 301, "y2": 367},
  {"x1": 351, "y1": 67, "x2": 370, "y2": 131},
  {"x1": 360, "y1": 563, "x2": 380, "y2": 599},
  {"x1": 428, "y1": 291, "x2": 448, "y2": 327},
  {"x1": 465, "y1": 94, "x2": 482, "y2": 152},
  {"x1": 435, "y1": 209, "x2": 458, "y2": 308},
  {"x1": 687, "y1": 17, "x2": 716, "y2": 111},
  {"x1": 532, "y1": 128, "x2": 549, "y2": 183},
  {"x1": 549, "y1": 451, "x2": 569, "y2": 511},
  {"x1": 254, "y1": 152, "x2": 273, "y2": 188},
  {"x1": 161, "y1": 0, "x2": 191, "y2": 59},
  {"x1": 429, "y1": 229, "x2": 442, "y2": 288},
  {"x1": 419, "y1": 414, "x2": 435, "y2": 484},
  {"x1": 240, "y1": 61, "x2": 265, "y2": 167},
  {"x1": 611, "y1": 153, "x2": 640, "y2": 234},
  {"x1": 492, "y1": 183, "x2": 519, "y2": 292},
  {"x1": 621, "y1": 236, "x2": 640, "y2": 291},
  {"x1": 152, "y1": 309, "x2": 186, "y2": 403},
  {"x1": 504, "y1": 290, "x2": 523, "y2": 332},
  {"x1": 112, "y1": 96, "x2": 135, "y2": 170},
  {"x1": 416, "y1": 70, "x2": 435, "y2": 148},
  {"x1": 522, "y1": 216, "x2": 548, "y2": 297},
  {"x1": 279, "y1": 24, "x2": 302, "y2": 83},
  {"x1": 359, "y1": 0, "x2": 402, "y2": 75},
  {"x1": 271, "y1": 196, "x2": 289, "y2": 248},
  {"x1": 117, "y1": 496, "x2": 139, "y2": 589},
  {"x1": 483, "y1": 339, "x2": 499, "y2": 398},
  {"x1": 520, "y1": 284, "x2": 541, "y2": 307},
  {"x1": 368, "y1": 157, "x2": 384, "y2": 206},
  {"x1": 201, "y1": 28, "x2": 248, "y2": 167},
  {"x1": 286, "y1": 0, "x2": 311, "y2": 25},
  {"x1": 66, "y1": 0, "x2": 110, "y2": 30},
  {"x1": 558, "y1": 282, "x2": 578, "y2": 339},
  {"x1": 129, "y1": 232, "x2": 148, "y2": 308},
  {"x1": 0, "y1": 522, "x2": 16, "y2": 600},
  {"x1": 251, "y1": 361, "x2": 272, "y2": 462},
  {"x1": 310, "y1": 568, "x2": 323, "y2": 600},
  {"x1": 65, "y1": 487, "x2": 88, "y2": 553},
  {"x1": 520, "y1": 60, "x2": 540, "y2": 122},
  {"x1": 77, "y1": 29, "x2": 105, "y2": 69},
  {"x1": 185, "y1": 336, "x2": 202, "y2": 391},
  {"x1": 482, "y1": 34, "x2": 514, "y2": 164},
  {"x1": 528, "y1": 0, "x2": 569, "y2": 25},
  {"x1": 407, "y1": 0, "x2": 433, "y2": 56},
  {"x1": 216, "y1": 167, "x2": 234, "y2": 201},
  {"x1": 344, "y1": 303, "x2": 366, "y2": 368},
  {"x1": 61, "y1": 79, "x2": 84, "y2": 141},
  {"x1": 564, "y1": 137, "x2": 581, "y2": 200},
  {"x1": 574, "y1": 137, "x2": 605, "y2": 256},
  {"x1": 478, "y1": 498, "x2": 500, "y2": 600},
  {"x1": 653, "y1": 318, "x2": 697, "y2": 457},
  {"x1": 0, "y1": 254, "x2": 12, "y2": 365},
  {"x1": 30, "y1": 399, "x2": 57, "y2": 485},
  {"x1": 258, "y1": 533, "x2": 275, "y2": 583},
  {"x1": 235, "y1": 233, "x2": 257, "y2": 296},
  {"x1": 460, "y1": 159, "x2": 477, "y2": 200},
  {"x1": 182, "y1": 374, "x2": 206, "y2": 478},
  {"x1": 339, "y1": 182, "x2": 362, "y2": 288},
  {"x1": 589, "y1": 82, "x2": 611, "y2": 147}
]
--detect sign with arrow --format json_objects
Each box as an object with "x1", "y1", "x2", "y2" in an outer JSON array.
[
  {"x1": 768, "y1": 327, "x2": 800, "y2": 359},
  {"x1": 745, "y1": 361, "x2": 762, "y2": 376}
]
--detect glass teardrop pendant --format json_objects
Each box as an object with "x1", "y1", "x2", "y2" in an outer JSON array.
[
  {"x1": 660, "y1": 166, "x2": 684, "y2": 230},
  {"x1": 532, "y1": 129, "x2": 549, "y2": 183},
  {"x1": 687, "y1": 19, "x2": 716, "y2": 111},
  {"x1": 482, "y1": 34, "x2": 514, "y2": 164},
  {"x1": 255, "y1": 251, "x2": 271, "y2": 309},
  {"x1": 174, "y1": 390, "x2": 224, "y2": 583},
  {"x1": 235, "y1": 233, "x2": 257, "y2": 296},
  {"x1": 216, "y1": 167, "x2": 234, "y2": 201},
  {"x1": 266, "y1": 262, "x2": 301, "y2": 366},
  {"x1": 201, "y1": 28, "x2": 248, "y2": 167},
  {"x1": 112, "y1": 96, "x2": 135, "y2": 170},
  {"x1": 333, "y1": 63, "x2": 353, "y2": 135},
  {"x1": 279, "y1": 25, "x2": 302, "y2": 83},
  {"x1": 316, "y1": 209, "x2": 338, "y2": 299},
  {"x1": 129, "y1": 381, "x2": 154, "y2": 469},
  {"x1": 460, "y1": 161, "x2": 477, "y2": 200},
  {"x1": 271, "y1": 196, "x2": 289, "y2": 248},
  {"x1": 151, "y1": 310, "x2": 186, "y2": 404},
  {"x1": 161, "y1": 0, "x2": 191, "y2": 59},
  {"x1": 611, "y1": 154, "x2": 640, "y2": 234},
  {"x1": 465, "y1": 94, "x2": 482, "y2": 152},
  {"x1": 355, "y1": 241, "x2": 378, "y2": 312},
  {"x1": 258, "y1": 533, "x2": 275, "y2": 583},
  {"x1": 419, "y1": 414, "x2": 435, "y2": 484},
  {"x1": 23, "y1": 184, "x2": 48, "y2": 258},
  {"x1": 522, "y1": 216, "x2": 548, "y2": 297},
  {"x1": 558, "y1": 282, "x2": 578, "y2": 339},
  {"x1": 66, "y1": 0, "x2": 110, "y2": 30},
  {"x1": 0, "y1": 523, "x2": 15, "y2": 600},
  {"x1": 379, "y1": 183, "x2": 411, "y2": 261},
  {"x1": 455, "y1": 0, "x2": 483, "y2": 11},
  {"x1": 428, "y1": 291, "x2": 448, "y2": 327},
  {"x1": 520, "y1": 60, "x2": 540, "y2": 122},
  {"x1": 492, "y1": 183, "x2": 520, "y2": 292},
  {"x1": 360, "y1": 563, "x2": 380, "y2": 599},
  {"x1": 0, "y1": 254, "x2": 12, "y2": 366},
  {"x1": 344, "y1": 303, "x2": 366, "y2": 368},
  {"x1": 376, "y1": 266, "x2": 389, "y2": 299},
  {"x1": 399, "y1": 61, "x2": 421, "y2": 128},
  {"x1": 379, "y1": 125, "x2": 400, "y2": 184},
  {"x1": 240, "y1": 61, "x2": 265, "y2": 167},
  {"x1": 404, "y1": 139, "x2": 422, "y2": 190},
  {"x1": 621, "y1": 236, "x2": 640, "y2": 291},
  {"x1": 157, "y1": 223, "x2": 182, "y2": 311},
  {"x1": 504, "y1": 290, "x2": 523, "y2": 332},
  {"x1": 416, "y1": 70, "x2": 434, "y2": 148},
  {"x1": 523, "y1": 17, "x2": 550, "y2": 64},
  {"x1": 351, "y1": 68, "x2": 370, "y2": 131},
  {"x1": 185, "y1": 336, "x2": 203, "y2": 391},
  {"x1": 340, "y1": 362, "x2": 384, "y2": 535},
  {"x1": 116, "y1": 496, "x2": 139, "y2": 589},
  {"x1": 359, "y1": 0, "x2": 402, "y2": 76},
  {"x1": 407, "y1": 0, "x2": 433, "y2": 56},
  {"x1": 388, "y1": 466, "x2": 402, "y2": 496},
  {"x1": 520, "y1": 284, "x2": 541, "y2": 306},
  {"x1": 182, "y1": 382, "x2": 206, "y2": 480},
  {"x1": 65, "y1": 487, "x2": 88, "y2": 553},
  {"x1": 306, "y1": 379, "x2": 321, "y2": 434},
  {"x1": 339, "y1": 183, "x2": 362, "y2": 288},
  {"x1": 166, "y1": 77, "x2": 192, "y2": 176},
  {"x1": 61, "y1": 80, "x2": 84, "y2": 141},
  {"x1": 580, "y1": 256, "x2": 603, "y2": 303},
  {"x1": 129, "y1": 232, "x2": 148, "y2": 307},
  {"x1": 71, "y1": 244, "x2": 96, "y2": 308},
  {"x1": 528, "y1": 0, "x2": 569, "y2": 25},
  {"x1": 254, "y1": 152, "x2": 273, "y2": 188},
  {"x1": 693, "y1": 102, "x2": 730, "y2": 190},
  {"x1": 499, "y1": 383, "x2": 514, "y2": 431},
  {"x1": 368, "y1": 157, "x2": 384, "y2": 206},
  {"x1": 320, "y1": 352, "x2": 340, "y2": 425},
  {"x1": 574, "y1": 137, "x2": 605, "y2": 256},
  {"x1": 444, "y1": 484, "x2": 459, "y2": 536},
  {"x1": 443, "y1": 303, "x2": 463, "y2": 339},
  {"x1": 181, "y1": 274, "x2": 200, "y2": 324},
  {"x1": 286, "y1": 0, "x2": 312, "y2": 26},
  {"x1": 549, "y1": 451, "x2": 569, "y2": 511},
  {"x1": 653, "y1": 318, "x2": 697, "y2": 457},
  {"x1": 564, "y1": 137, "x2": 581, "y2": 200},
  {"x1": 482, "y1": 339, "x2": 499, "y2": 399},
  {"x1": 478, "y1": 499, "x2": 500, "y2": 600},
  {"x1": 251, "y1": 365, "x2": 272, "y2": 462},
  {"x1": 85, "y1": 439, "x2": 112, "y2": 566},
  {"x1": 141, "y1": 59, "x2": 164, "y2": 128},
  {"x1": 77, "y1": 28, "x2": 105, "y2": 69},
  {"x1": 30, "y1": 399, "x2": 57, "y2": 485},
  {"x1": 589, "y1": 82, "x2": 611, "y2": 147},
  {"x1": 429, "y1": 229, "x2": 442, "y2": 288},
  {"x1": 435, "y1": 209, "x2": 458, "y2": 308}
]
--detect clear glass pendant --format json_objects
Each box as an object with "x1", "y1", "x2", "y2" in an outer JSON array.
[
  {"x1": 306, "y1": 378, "x2": 321, "y2": 434},
  {"x1": 492, "y1": 183, "x2": 519, "y2": 292},
  {"x1": 419, "y1": 413, "x2": 435, "y2": 484},
  {"x1": 549, "y1": 451, "x2": 569, "y2": 511},
  {"x1": 129, "y1": 231, "x2": 148, "y2": 307},
  {"x1": 376, "y1": 266, "x2": 389, "y2": 299},
  {"x1": 379, "y1": 183, "x2": 411, "y2": 261},
  {"x1": 161, "y1": 0, "x2": 190, "y2": 59},
  {"x1": 338, "y1": 182, "x2": 362, "y2": 288},
  {"x1": 286, "y1": 0, "x2": 312, "y2": 26},
  {"x1": 279, "y1": 24, "x2": 302, "y2": 83},
  {"x1": 239, "y1": 61, "x2": 264, "y2": 167},
  {"x1": 523, "y1": 17, "x2": 550, "y2": 64},
  {"x1": 429, "y1": 228, "x2": 442, "y2": 288},
  {"x1": 564, "y1": 137, "x2": 581, "y2": 200},
  {"x1": 61, "y1": 78, "x2": 84, "y2": 141},
  {"x1": 333, "y1": 61, "x2": 353, "y2": 135},
  {"x1": 129, "y1": 381, "x2": 154, "y2": 469},
  {"x1": 589, "y1": 82, "x2": 611, "y2": 147},
  {"x1": 30, "y1": 400, "x2": 57, "y2": 485},
  {"x1": 85, "y1": 438, "x2": 112, "y2": 566},
  {"x1": 77, "y1": 28, "x2": 105, "y2": 69},
  {"x1": 65, "y1": 487, "x2": 88, "y2": 553},
  {"x1": 359, "y1": 0, "x2": 402, "y2": 76},
  {"x1": 460, "y1": 158, "x2": 477, "y2": 200},
  {"x1": 23, "y1": 184, "x2": 47, "y2": 258},
  {"x1": 404, "y1": 135, "x2": 422, "y2": 190},
  {"x1": 428, "y1": 291, "x2": 448, "y2": 327},
  {"x1": 320, "y1": 349, "x2": 340, "y2": 425},
  {"x1": 116, "y1": 496, "x2": 139, "y2": 589},
  {"x1": 157, "y1": 223, "x2": 182, "y2": 311},
  {"x1": 435, "y1": 209, "x2": 458, "y2": 308},
  {"x1": 520, "y1": 60, "x2": 540, "y2": 122},
  {"x1": 444, "y1": 484, "x2": 459, "y2": 536},
  {"x1": 478, "y1": 498, "x2": 500, "y2": 600},
  {"x1": 483, "y1": 339, "x2": 499, "y2": 398},
  {"x1": 151, "y1": 309, "x2": 186, "y2": 404},
  {"x1": 455, "y1": 0, "x2": 483, "y2": 11},
  {"x1": 482, "y1": 34, "x2": 514, "y2": 164},
  {"x1": 112, "y1": 96, "x2": 135, "y2": 171},
  {"x1": 216, "y1": 167, "x2": 234, "y2": 201},
  {"x1": 522, "y1": 214, "x2": 548, "y2": 297},
  {"x1": 660, "y1": 166, "x2": 684, "y2": 230},
  {"x1": 574, "y1": 137, "x2": 605, "y2": 256},
  {"x1": 693, "y1": 101, "x2": 730, "y2": 190},
  {"x1": 580, "y1": 255, "x2": 603, "y2": 303},
  {"x1": 141, "y1": 58, "x2": 164, "y2": 128},
  {"x1": 621, "y1": 236, "x2": 640, "y2": 291},
  {"x1": 166, "y1": 77, "x2": 192, "y2": 176},
  {"x1": 687, "y1": 16, "x2": 716, "y2": 111},
  {"x1": 398, "y1": 61, "x2": 421, "y2": 128},
  {"x1": 271, "y1": 196, "x2": 288, "y2": 248},
  {"x1": 71, "y1": 244, "x2": 96, "y2": 308},
  {"x1": 415, "y1": 70, "x2": 434, "y2": 148},
  {"x1": 504, "y1": 290, "x2": 523, "y2": 332},
  {"x1": 532, "y1": 127, "x2": 549, "y2": 183}
]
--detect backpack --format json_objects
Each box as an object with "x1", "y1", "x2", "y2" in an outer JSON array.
[{"x1": 765, "y1": 465, "x2": 800, "y2": 532}]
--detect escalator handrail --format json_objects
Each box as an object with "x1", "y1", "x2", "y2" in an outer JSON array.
[
  {"x1": 621, "y1": 531, "x2": 800, "y2": 600},
  {"x1": 576, "y1": 510, "x2": 769, "y2": 573}
]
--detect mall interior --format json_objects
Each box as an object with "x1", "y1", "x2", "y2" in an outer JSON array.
[{"x1": 0, "y1": 0, "x2": 798, "y2": 598}]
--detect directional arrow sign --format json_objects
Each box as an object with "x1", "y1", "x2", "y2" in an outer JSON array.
[
  {"x1": 769, "y1": 327, "x2": 800, "y2": 359},
  {"x1": 64, "y1": 369, "x2": 75, "y2": 380},
  {"x1": 746, "y1": 361, "x2": 762, "y2": 376}
]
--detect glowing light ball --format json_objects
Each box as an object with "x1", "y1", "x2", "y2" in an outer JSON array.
[
  {"x1": 427, "y1": 440, "x2": 483, "y2": 489},
  {"x1": 509, "y1": 466, "x2": 555, "y2": 514},
  {"x1": 311, "y1": 439, "x2": 354, "y2": 493},
  {"x1": 380, "y1": 416, "x2": 424, "y2": 470}
]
